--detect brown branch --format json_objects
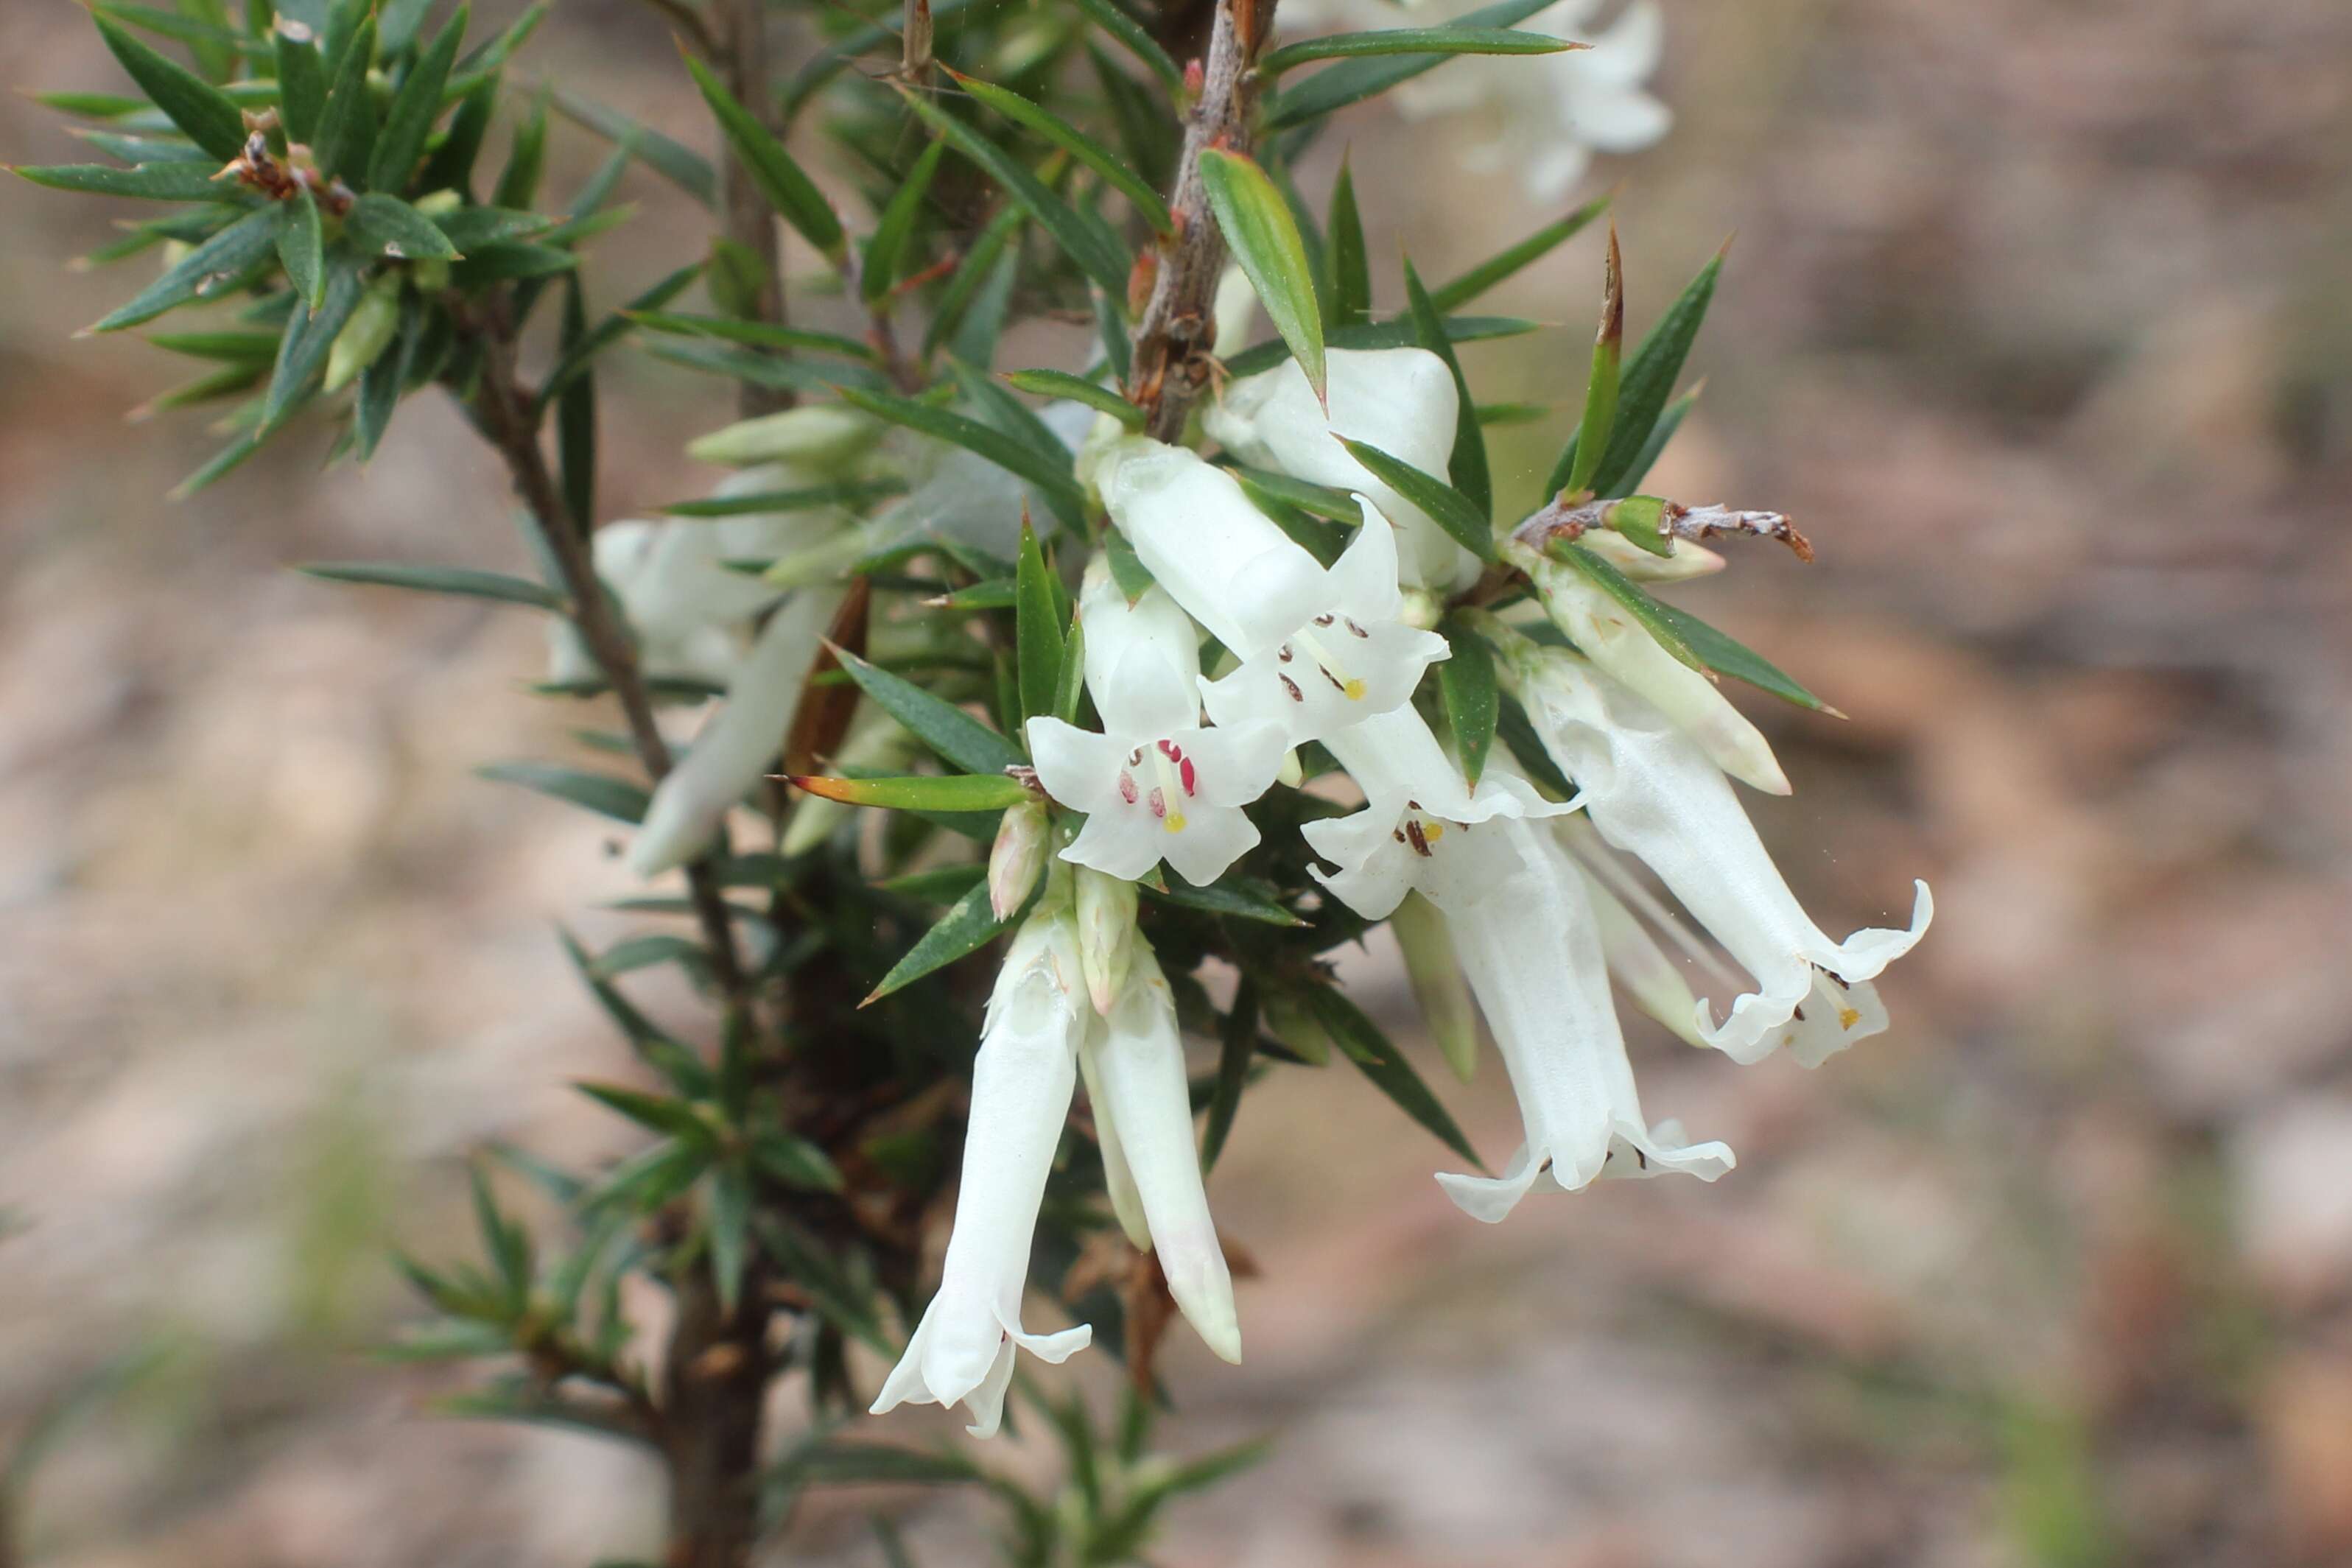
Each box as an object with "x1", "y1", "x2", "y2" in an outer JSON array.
[
  {"x1": 463, "y1": 312, "x2": 754, "y2": 1005},
  {"x1": 1126, "y1": 0, "x2": 1277, "y2": 441},
  {"x1": 660, "y1": 1266, "x2": 777, "y2": 1568},
  {"x1": 712, "y1": 0, "x2": 791, "y2": 417}
]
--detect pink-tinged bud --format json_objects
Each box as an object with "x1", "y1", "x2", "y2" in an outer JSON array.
[
  {"x1": 1074, "y1": 866, "x2": 1138, "y2": 1016},
  {"x1": 989, "y1": 798, "x2": 1050, "y2": 922}
]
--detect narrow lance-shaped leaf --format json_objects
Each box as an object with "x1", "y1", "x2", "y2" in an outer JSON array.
[
  {"x1": 345, "y1": 191, "x2": 462, "y2": 259},
  {"x1": 1014, "y1": 516, "x2": 1064, "y2": 727},
  {"x1": 300, "y1": 560, "x2": 568, "y2": 611},
  {"x1": 272, "y1": 18, "x2": 327, "y2": 142},
  {"x1": 1263, "y1": 0, "x2": 1556, "y2": 131},
  {"x1": 1647, "y1": 600, "x2": 1833, "y2": 713},
  {"x1": 1201, "y1": 979, "x2": 1258, "y2": 1173},
  {"x1": 93, "y1": 16, "x2": 248, "y2": 161},
  {"x1": 1003, "y1": 369, "x2": 1145, "y2": 429},
  {"x1": 476, "y1": 760, "x2": 652, "y2": 824},
  {"x1": 1261, "y1": 27, "x2": 1579, "y2": 75},
  {"x1": 557, "y1": 273, "x2": 596, "y2": 537},
  {"x1": 945, "y1": 68, "x2": 1173, "y2": 236},
  {"x1": 784, "y1": 774, "x2": 1033, "y2": 812},
  {"x1": 1307, "y1": 984, "x2": 1481, "y2": 1166},
  {"x1": 1436, "y1": 613, "x2": 1498, "y2": 787},
  {"x1": 831, "y1": 386, "x2": 1087, "y2": 524},
  {"x1": 259, "y1": 256, "x2": 363, "y2": 430},
  {"x1": 1430, "y1": 191, "x2": 1611, "y2": 312},
  {"x1": 1563, "y1": 224, "x2": 1623, "y2": 496},
  {"x1": 551, "y1": 90, "x2": 719, "y2": 208},
  {"x1": 1220, "y1": 311, "x2": 1537, "y2": 378},
  {"x1": 862, "y1": 876, "x2": 1008, "y2": 1005},
  {"x1": 1324, "y1": 153, "x2": 1370, "y2": 329},
  {"x1": 1072, "y1": 0, "x2": 1184, "y2": 96},
  {"x1": 1402, "y1": 255, "x2": 1489, "y2": 523},
  {"x1": 277, "y1": 186, "x2": 325, "y2": 309},
  {"x1": 8, "y1": 162, "x2": 247, "y2": 202},
  {"x1": 828, "y1": 646, "x2": 1026, "y2": 777},
  {"x1": 897, "y1": 88, "x2": 1129, "y2": 300},
  {"x1": 311, "y1": 13, "x2": 378, "y2": 183},
  {"x1": 1548, "y1": 244, "x2": 1723, "y2": 498},
  {"x1": 368, "y1": 3, "x2": 466, "y2": 193},
  {"x1": 862, "y1": 137, "x2": 944, "y2": 306},
  {"x1": 682, "y1": 48, "x2": 843, "y2": 259},
  {"x1": 1198, "y1": 147, "x2": 1325, "y2": 405},
  {"x1": 1335, "y1": 436, "x2": 1495, "y2": 561}
]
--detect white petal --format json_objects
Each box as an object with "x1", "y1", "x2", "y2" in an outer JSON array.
[
  {"x1": 1204, "y1": 351, "x2": 1478, "y2": 591},
  {"x1": 1095, "y1": 640, "x2": 1202, "y2": 742},
  {"x1": 1025, "y1": 717, "x2": 1126, "y2": 815},
  {"x1": 1081, "y1": 566, "x2": 1201, "y2": 694},
  {"x1": 1095, "y1": 437, "x2": 1325, "y2": 655},
  {"x1": 1523, "y1": 551, "x2": 1788, "y2": 794},
  {"x1": 1438, "y1": 820, "x2": 1733, "y2": 1216},
  {"x1": 1091, "y1": 948, "x2": 1241, "y2": 1363},
  {"x1": 1061, "y1": 806, "x2": 1176, "y2": 882},
  {"x1": 1581, "y1": 1, "x2": 1664, "y2": 85},
  {"x1": 1078, "y1": 1029, "x2": 1151, "y2": 1249},
  {"x1": 1159, "y1": 804, "x2": 1263, "y2": 888},
  {"x1": 630, "y1": 587, "x2": 841, "y2": 876},
  {"x1": 1179, "y1": 721, "x2": 1290, "y2": 809}
]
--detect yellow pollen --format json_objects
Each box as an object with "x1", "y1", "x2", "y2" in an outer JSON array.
[
  {"x1": 1421, "y1": 821, "x2": 1444, "y2": 843},
  {"x1": 1343, "y1": 677, "x2": 1367, "y2": 700},
  {"x1": 1165, "y1": 812, "x2": 1188, "y2": 834},
  {"x1": 1837, "y1": 1006, "x2": 1861, "y2": 1030},
  {"x1": 1149, "y1": 748, "x2": 1187, "y2": 833}
]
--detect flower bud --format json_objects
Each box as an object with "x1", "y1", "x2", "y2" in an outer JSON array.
[
  {"x1": 988, "y1": 798, "x2": 1050, "y2": 922},
  {"x1": 1259, "y1": 988, "x2": 1332, "y2": 1066},
  {"x1": 1391, "y1": 890, "x2": 1478, "y2": 1083},
  {"x1": 1575, "y1": 527, "x2": 1725, "y2": 583},
  {"x1": 323, "y1": 274, "x2": 403, "y2": 394},
  {"x1": 410, "y1": 189, "x2": 463, "y2": 217},
  {"x1": 1073, "y1": 865, "x2": 1138, "y2": 1016},
  {"x1": 688, "y1": 403, "x2": 881, "y2": 471}
]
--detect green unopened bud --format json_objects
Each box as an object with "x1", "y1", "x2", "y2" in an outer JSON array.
[
  {"x1": 988, "y1": 798, "x2": 1050, "y2": 922},
  {"x1": 1074, "y1": 865, "x2": 1138, "y2": 1016},
  {"x1": 1260, "y1": 989, "x2": 1333, "y2": 1067},
  {"x1": 1399, "y1": 586, "x2": 1444, "y2": 632},
  {"x1": 687, "y1": 404, "x2": 881, "y2": 471},
  {"x1": 1392, "y1": 890, "x2": 1478, "y2": 1083},
  {"x1": 411, "y1": 189, "x2": 463, "y2": 217},
  {"x1": 1275, "y1": 748, "x2": 1303, "y2": 790},
  {"x1": 410, "y1": 256, "x2": 451, "y2": 293},
  {"x1": 323, "y1": 274, "x2": 403, "y2": 394}
]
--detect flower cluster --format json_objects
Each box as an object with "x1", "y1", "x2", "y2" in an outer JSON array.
[{"x1": 867, "y1": 350, "x2": 1933, "y2": 1432}]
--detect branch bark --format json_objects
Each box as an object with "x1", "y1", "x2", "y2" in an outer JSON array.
[
  {"x1": 466, "y1": 318, "x2": 752, "y2": 1005},
  {"x1": 713, "y1": 0, "x2": 790, "y2": 417},
  {"x1": 1126, "y1": 0, "x2": 1276, "y2": 441}
]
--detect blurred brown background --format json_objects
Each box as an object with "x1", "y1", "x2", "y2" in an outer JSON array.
[{"x1": 3, "y1": 0, "x2": 2349, "y2": 1564}]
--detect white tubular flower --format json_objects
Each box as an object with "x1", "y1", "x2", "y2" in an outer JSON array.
[
  {"x1": 1302, "y1": 706, "x2": 1565, "y2": 922},
  {"x1": 1092, "y1": 441, "x2": 1447, "y2": 748},
  {"x1": 1204, "y1": 347, "x2": 1481, "y2": 591},
  {"x1": 1074, "y1": 866, "x2": 1139, "y2": 1019},
  {"x1": 1571, "y1": 845, "x2": 1710, "y2": 1048},
  {"x1": 871, "y1": 898, "x2": 1093, "y2": 1437},
  {"x1": 1084, "y1": 941, "x2": 1243, "y2": 1363},
  {"x1": 1075, "y1": 1032, "x2": 1151, "y2": 1250},
  {"x1": 1434, "y1": 813, "x2": 1734, "y2": 1218},
  {"x1": 1025, "y1": 563, "x2": 1285, "y2": 887},
  {"x1": 1509, "y1": 538, "x2": 1789, "y2": 795},
  {"x1": 1395, "y1": 1, "x2": 1671, "y2": 202},
  {"x1": 1513, "y1": 646, "x2": 1931, "y2": 1064},
  {"x1": 630, "y1": 586, "x2": 843, "y2": 877}
]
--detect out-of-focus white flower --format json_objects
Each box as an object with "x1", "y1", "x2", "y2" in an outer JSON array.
[
  {"x1": 1081, "y1": 940, "x2": 1243, "y2": 1363},
  {"x1": 1507, "y1": 537, "x2": 1789, "y2": 795},
  {"x1": 871, "y1": 888, "x2": 1093, "y2": 1437},
  {"x1": 1092, "y1": 438, "x2": 1448, "y2": 748},
  {"x1": 1390, "y1": 0, "x2": 1671, "y2": 202},
  {"x1": 1209, "y1": 262, "x2": 1260, "y2": 359},
  {"x1": 1574, "y1": 528, "x2": 1726, "y2": 583},
  {"x1": 688, "y1": 402, "x2": 883, "y2": 470},
  {"x1": 1204, "y1": 347, "x2": 1481, "y2": 591},
  {"x1": 1505, "y1": 639, "x2": 1930, "y2": 1064},
  {"x1": 630, "y1": 585, "x2": 844, "y2": 876},
  {"x1": 1026, "y1": 562, "x2": 1287, "y2": 887}
]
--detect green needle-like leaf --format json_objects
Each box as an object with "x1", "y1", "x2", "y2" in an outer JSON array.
[
  {"x1": 368, "y1": 4, "x2": 466, "y2": 193},
  {"x1": 1402, "y1": 256, "x2": 1489, "y2": 524},
  {"x1": 93, "y1": 16, "x2": 247, "y2": 162},
  {"x1": 828, "y1": 646, "x2": 1025, "y2": 777},
  {"x1": 683, "y1": 49, "x2": 843, "y2": 259},
  {"x1": 1429, "y1": 191, "x2": 1611, "y2": 312},
  {"x1": 92, "y1": 205, "x2": 278, "y2": 331},
  {"x1": 345, "y1": 191, "x2": 462, "y2": 259},
  {"x1": 785, "y1": 773, "x2": 1033, "y2": 812},
  {"x1": 861, "y1": 137, "x2": 944, "y2": 306},
  {"x1": 1437, "y1": 614, "x2": 1499, "y2": 787},
  {"x1": 1014, "y1": 517, "x2": 1064, "y2": 728},
  {"x1": 1563, "y1": 225, "x2": 1623, "y2": 496},
  {"x1": 947, "y1": 68, "x2": 1173, "y2": 236},
  {"x1": 1549, "y1": 245, "x2": 1724, "y2": 499},
  {"x1": 1335, "y1": 436, "x2": 1495, "y2": 560},
  {"x1": 1198, "y1": 147, "x2": 1325, "y2": 405},
  {"x1": 863, "y1": 877, "x2": 1008, "y2": 1005},
  {"x1": 1262, "y1": 27, "x2": 1577, "y2": 75},
  {"x1": 299, "y1": 561, "x2": 566, "y2": 611}
]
